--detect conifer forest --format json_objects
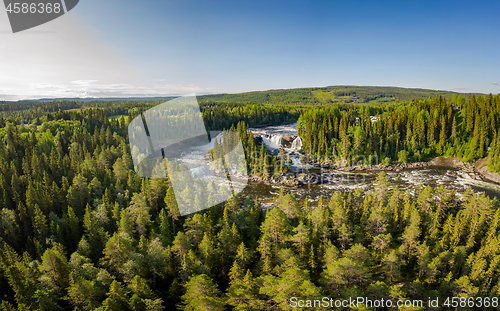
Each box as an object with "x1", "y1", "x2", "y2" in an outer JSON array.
[{"x1": 0, "y1": 90, "x2": 500, "y2": 311}]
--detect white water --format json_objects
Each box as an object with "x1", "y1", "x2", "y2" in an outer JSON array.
[
  {"x1": 290, "y1": 136, "x2": 302, "y2": 151},
  {"x1": 249, "y1": 122, "x2": 298, "y2": 136},
  {"x1": 262, "y1": 134, "x2": 284, "y2": 151},
  {"x1": 252, "y1": 123, "x2": 309, "y2": 170}
]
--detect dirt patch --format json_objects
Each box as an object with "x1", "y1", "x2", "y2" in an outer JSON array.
[
  {"x1": 475, "y1": 156, "x2": 500, "y2": 184},
  {"x1": 475, "y1": 156, "x2": 489, "y2": 170},
  {"x1": 428, "y1": 157, "x2": 466, "y2": 168}
]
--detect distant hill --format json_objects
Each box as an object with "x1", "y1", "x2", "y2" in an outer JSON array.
[
  {"x1": 198, "y1": 85, "x2": 480, "y2": 105},
  {"x1": 1, "y1": 86, "x2": 484, "y2": 106}
]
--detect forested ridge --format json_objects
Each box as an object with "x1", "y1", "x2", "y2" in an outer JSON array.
[
  {"x1": 198, "y1": 86, "x2": 470, "y2": 105},
  {"x1": 298, "y1": 94, "x2": 500, "y2": 173},
  {"x1": 0, "y1": 100, "x2": 303, "y2": 133},
  {"x1": 0, "y1": 93, "x2": 499, "y2": 310}
]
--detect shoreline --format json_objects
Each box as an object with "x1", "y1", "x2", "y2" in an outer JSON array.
[
  {"x1": 246, "y1": 156, "x2": 500, "y2": 187},
  {"x1": 318, "y1": 156, "x2": 500, "y2": 185}
]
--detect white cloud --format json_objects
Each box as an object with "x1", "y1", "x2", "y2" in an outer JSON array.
[
  {"x1": 8, "y1": 81, "x2": 206, "y2": 99},
  {"x1": 490, "y1": 82, "x2": 498, "y2": 85},
  {"x1": 70, "y1": 80, "x2": 100, "y2": 86},
  {"x1": 0, "y1": 82, "x2": 206, "y2": 100}
]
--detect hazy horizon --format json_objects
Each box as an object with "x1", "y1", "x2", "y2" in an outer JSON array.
[
  {"x1": 1, "y1": 0, "x2": 499, "y2": 100},
  {"x1": 0, "y1": 84, "x2": 492, "y2": 102}
]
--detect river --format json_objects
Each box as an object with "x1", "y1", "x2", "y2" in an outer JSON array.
[
  {"x1": 240, "y1": 123, "x2": 500, "y2": 204},
  {"x1": 175, "y1": 123, "x2": 500, "y2": 206}
]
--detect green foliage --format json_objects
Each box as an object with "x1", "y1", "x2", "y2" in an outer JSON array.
[
  {"x1": 0, "y1": 94, "x2": 500, "y2": 310},
  {"x1": 198, "y1": 85, "x2": 463, "y2": 105},
  {"x1": 298, "y1": 94, "x2": 500, "y2": 172},
  {"x1": 178, "y1": 274, "x2": 225, "y2": 311}
]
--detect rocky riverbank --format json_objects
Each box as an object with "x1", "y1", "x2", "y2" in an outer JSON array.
[
  {"x1": 320, "y1": 156, "x2": 500, "y2": 184},
  {"x1": 246, "y1": 156, "x2": 500, "y2": 188},
  {"x1": 475, "y1": 156, "x2": 500, "y2": 184},
  {"x1": 248, "y1": 173, "x2": 310, "y2": 187}
]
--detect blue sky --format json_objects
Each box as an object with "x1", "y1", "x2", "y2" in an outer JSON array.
[{"x1": 1, "y1": 0, "x2": 499, "y2": 99}]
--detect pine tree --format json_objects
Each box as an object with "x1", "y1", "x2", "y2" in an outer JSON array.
[
  {"x1": 289, "y1": 221, "x2": 310, "y2": 257},
  {"x1": 147, "y1": 238, "x2": 167, "y2": 289},
  {"x1": 83, "y1": 204, "x2": 106, "y2": 261},
  {"x1": 401, "y1": 209, "x2": 421, "y2": 259},
  {"x1": 226, "y1": 269, "x2": 262, "y2": 311},
  {"x1": 179, "y1": 274, "x2": 225, "y2": 311},
  {"x1": 382, "y1": 249, "x2": 401, "y2": 284},
  {"x1": 164, "y1": 186, "x2": 180, "y2": 234},
  {"x1": 259, "y1": 264, "x2": 321, "y2": 310},
  {"x1": 39, "y1": 243, "x2": 70, "y2": 291},
  {"x1": 33, "y1": 204, "x2": 48, "y2": 245},
  {"x1": 102, "y1": 280, "x2": 130, "y2": 311}
]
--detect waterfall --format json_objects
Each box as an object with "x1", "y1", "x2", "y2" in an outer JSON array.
[
  {"x1": 262, "y1": 134, "x2": 283, "y2": 151},
  {"x1": 291, "y1": 136, "x2": 302, "y2": 151},
  {"x1": 271, "y1": 135, "x2": 284, "y2": 148}
]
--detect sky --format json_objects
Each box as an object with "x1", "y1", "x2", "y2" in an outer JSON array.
[{"x1": 0, "y1": 0, "x2": 499, "y2": 100}]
